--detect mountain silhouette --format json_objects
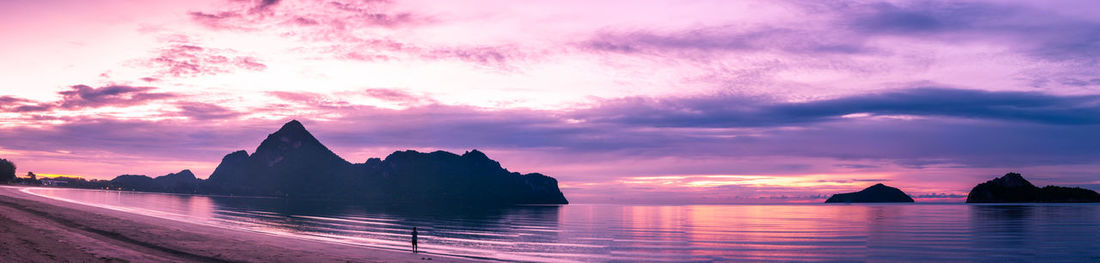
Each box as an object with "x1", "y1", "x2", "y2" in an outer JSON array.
[
  {"x1": 108, "y1": 169, "x2": 201, "y2": 193},
  {"x1": 154, "y1": 169, "x2": 200, "y2": 193},
  {"x1": 109, "y1": 174, "x2": 161, "y2": 192},
  {"x1": 200, "y1": 120, "x2": 567, "y2": 204},
  {"x1": 206, "y1": 120, "x2": 350, "y2": 196},
  {"x1": 825, "y1": 183, "x2": 915, "y2": 203},
  {"x1": 966, "y1": 172, "x2": 1100, "y2": 203}
]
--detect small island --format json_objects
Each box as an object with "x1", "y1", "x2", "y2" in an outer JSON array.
[
  {"x1": 966, "y1": 172, "x2": 1100, "y2": 203},
  {"x1": 825, "y1": 183, "x2": 915, "y2": 203}
]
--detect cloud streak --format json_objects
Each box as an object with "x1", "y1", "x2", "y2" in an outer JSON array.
[
  {"x1": 3, "y1": 85, "x2": 1100, "y2": 202},
  {"x1": 13, "y1": 86, "x2": 1097, "y2": 166},
  {"x1": 2, "y1": 85, "x2": 177, "y2": 113},
  {"x1": 579, "y1": 87, "x2": 1100, "y2": 128},
  {"x1": 59, "y1": 85, "x2": 176, "y2": 109},
  {"x1": 843, "y1": 1, "x2": 1100, "y2": 63},
  {"x1": 583, "y1": 26, "x2": 869, "y2": 56}
]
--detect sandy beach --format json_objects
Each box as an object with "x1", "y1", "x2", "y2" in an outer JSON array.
[{"x1": 0, "y1": 186, "x2": 485, "y2": 263}]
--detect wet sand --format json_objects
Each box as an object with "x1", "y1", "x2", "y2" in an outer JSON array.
[{"x1": 0, "y1": 186, "x2": 486, "y2": 263}]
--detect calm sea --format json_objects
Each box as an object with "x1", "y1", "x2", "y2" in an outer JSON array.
[{"x1": 25, "y1": 188, "x2": 1100, "y2": 262}]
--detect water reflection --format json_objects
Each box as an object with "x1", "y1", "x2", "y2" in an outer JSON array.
[
  {"x1": 26, "y1": 188, "x2": 1100, "y2": 262},
  {"x1": 200, "y1": 196, "x2": 565, "y2": 260},
  {"x1": 968, "y1": 205, "x2": 1100, "y2": 262},
  {"x1": 969, "y1": 205, "x2": 1035, "y2": 258}
]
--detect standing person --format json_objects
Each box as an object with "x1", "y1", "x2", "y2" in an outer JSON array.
[{"x1": 411, "y1": 227, "x2": 419, "y2": 253}]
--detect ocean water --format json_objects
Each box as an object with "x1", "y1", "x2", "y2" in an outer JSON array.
[{"x1": 25, "y1": 188, "x2": 1100, "y2": 262}]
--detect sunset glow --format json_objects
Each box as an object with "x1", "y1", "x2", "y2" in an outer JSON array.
[
  {"x1": 3, "y1": 0, "x2": 1100, "y2": 203},
  {"x1": 32, "y1": 174, "x2": 84, "y2": 179}
]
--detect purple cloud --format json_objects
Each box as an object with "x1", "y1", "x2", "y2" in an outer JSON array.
[
  {"x1": 283, "y1": 89, "x2": 1100, "y2": 171},
  {"x1": 577, "y1": 87, "x2": 1100, "y2": 128},
  {"x1": 175, "y1": 102, "x2": 243, "y2": 120},
  {"x1": 583, "y1": 26, "x2": 868, "y2": 56},
  {"x1": 4, "y1": 86, "x2": 1100, "y2": 197},
  {"x1": 188, "y1": 11, "x2": 245, "y2": 31},
  {"x1": 0, "y1": 96, "x2": 53, "y2": 112},
  {"x1": 325, "y1": 1, "x2": 419, "y2": 28},
  {"x1": 578, "y1": 0, "x2": 1100, "y2": 70},
  {"x1": 58, "y1": 85, "x2": 176, "y2": 109},
  {"x1": 256, "y1": 0, "x2": 281, "y2": 10},
  {"x1": 1, "y1": 85, "x2": 177, "y2": 114},
  {"x1": 8, "y1": 85, "x2": 1099, "y2": 171},
  {"x1": 914, "y1": 193, "x2": 968, "y2": 199},
  {"x1": 0, "y1": 118, "x2": 268, "y2": 164},
  {"x1": 266, "y1": 91, "x2": 352, "y2": 110},
  {"x1": 423, "y1": 46, "x2": 521, "y2": 69},
  {"x1": 835, "y1": 164, "x2": 880, "y2": 169},
  {"x1": 840, "y1": 1, "x2": 1100, "y2": 63},
  {"x1": 0, "y1": 96, "x2": 31, "y2": 104},
  {"x1": 292, "y1": 17, "x2": 320, "y2": 26}
]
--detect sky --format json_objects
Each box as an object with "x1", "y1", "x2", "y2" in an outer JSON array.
[{"x1": 2, "y1": 0, "x2": 1100, "y2": 204}]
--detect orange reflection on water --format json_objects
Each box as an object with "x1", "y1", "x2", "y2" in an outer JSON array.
[
  {"x1": 588, "y1": 204, "x2": 934, "y2": 261},
  {"x1": 682, "y1": 205, "x2": 857, "y2": 260}
]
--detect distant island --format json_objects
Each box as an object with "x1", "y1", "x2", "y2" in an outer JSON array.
[
  {"x1": 85, "y1": 120, "x2": 567, "y2": 205},
  {"x1": 966, "y1": 173, "x2": 1100, "y2": 203},
  {"x1": 825, "y1": 183, "x2": 915, "y2": 203}
]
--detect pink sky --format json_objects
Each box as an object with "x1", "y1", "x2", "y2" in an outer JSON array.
[{"x1": 2, "y1": 0, "x2": 1100, "y2": 203}]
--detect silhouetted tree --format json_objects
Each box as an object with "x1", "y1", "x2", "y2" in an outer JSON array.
[{"x1": 0, "y1": 159, "x2": 15, "y2": 183}]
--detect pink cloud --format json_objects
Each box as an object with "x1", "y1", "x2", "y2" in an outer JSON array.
[
  {"x1": 147, "y1": 38, "x2": 267, "y2": 78},
  {"x1": 362, "y1": 88, "x2": 433, "y2": 105},
  {"x1": 183, "y1": 0, "x2": 534, "y2": 69},
  {"x1": 190, "y1": 0, "x2": 426, "y2": 32},
  {"x1": 188, "y1": 11, "x2": 245, "y2": 31},
  {"x1": 174, "y1": 102, "x2": 243, "y2": 120}
]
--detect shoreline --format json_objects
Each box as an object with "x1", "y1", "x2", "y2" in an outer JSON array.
[{"x1": 0, "y1": 186, "x2": 487, "y2": 263}]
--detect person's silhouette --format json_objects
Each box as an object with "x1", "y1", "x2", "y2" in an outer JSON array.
[{"x1": 411, "y1": 227, "x2": 419, "y2": 253}]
